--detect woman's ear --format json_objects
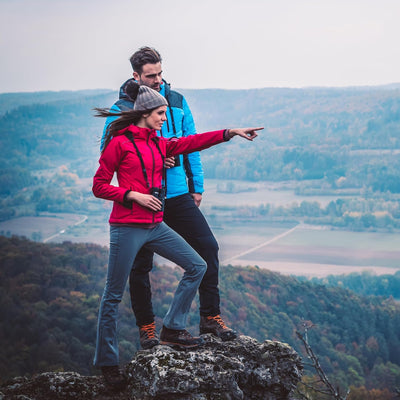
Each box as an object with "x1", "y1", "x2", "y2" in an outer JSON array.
[{"x1": 137, "y1": 113, "x2": 150, "y2": 127}]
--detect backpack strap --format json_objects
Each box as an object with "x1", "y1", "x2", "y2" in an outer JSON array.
[
  {"x1": 125, "y1": 132, "x2": 150, "y2": 188},
  {"x1": 152, "y1": 138, "x2": 167, "y2": 191},
  {"x1": 124, "y1": 133, "x2": 166, "y2": 190}
]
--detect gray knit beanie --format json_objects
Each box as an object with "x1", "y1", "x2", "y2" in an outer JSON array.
[{"x1": 133, "y1": 85, "x2": 168, "y2": 111}]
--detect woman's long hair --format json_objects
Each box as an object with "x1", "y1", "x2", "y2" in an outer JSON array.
[
  {"x1": 95, "y1": 80, "x2": 156, "y2": 152},
  {"x1": 94, "y1": 108, "x2": 146, "y2": 152}
]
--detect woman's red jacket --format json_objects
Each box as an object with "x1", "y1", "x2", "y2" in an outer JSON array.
[{"x1": 92, "y1": 125, "x2": 225, "y2": 224}]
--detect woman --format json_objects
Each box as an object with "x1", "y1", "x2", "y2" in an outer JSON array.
[{"x1": 92, "y1": 82, "x2": 262, "y2": 388}]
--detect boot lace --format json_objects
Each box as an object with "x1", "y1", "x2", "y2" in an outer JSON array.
[
  {"x1": 140, "y1": 322, "x2": 156, "y2": 339},
  {"x1": 207, "y1": 315, "x2": 228, "y2": 329}
]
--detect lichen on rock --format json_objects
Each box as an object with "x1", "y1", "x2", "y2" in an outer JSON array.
[{"x1": 0, "y1": 335, "x2": 302, "y2": 400}]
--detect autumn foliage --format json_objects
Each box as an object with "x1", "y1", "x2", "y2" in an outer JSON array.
[{"x1": 1, "y1": 235, "x2": 400, "y2": 397}]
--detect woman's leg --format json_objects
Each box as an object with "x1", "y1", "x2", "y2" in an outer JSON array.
[
  {"x1": 94, "y1": 226, "x2": 148, "y2": 367},
  {"x1": 145, "y1": 223, "x2": 207, "y2": 330}
]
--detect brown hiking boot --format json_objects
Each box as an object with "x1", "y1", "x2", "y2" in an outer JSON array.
[
  {"x1": 101, "y1": 365, "x2": 127, "y2": 390},
  {"x1": 160, "y1": 325, "x2": 204, "y2": 349},
  {"x1": 199, "y1": 315, "x2": 238, "y2": 341},
  {"x1": 139, "y1": 321, "x2": 159, "y2": 349}
]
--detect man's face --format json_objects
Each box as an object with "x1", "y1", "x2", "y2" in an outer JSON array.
[{"x1": 133, "y1": 62, "x2": 163, "y2": 92}]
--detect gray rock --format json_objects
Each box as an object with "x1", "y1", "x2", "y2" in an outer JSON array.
[{"x1": 0, "y1": 335, "x2": 302, "y2": 400}]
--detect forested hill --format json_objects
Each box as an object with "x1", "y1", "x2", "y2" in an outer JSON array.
[
  {"x1": 1, "y1": 84, "x2": 400, "y2": 198},
  {"x1": 0, "y1": 89, "x2": 113, "y2": 117},
  {"x1": 1, "y1": 236, "x2": 400, "y2": 396}
]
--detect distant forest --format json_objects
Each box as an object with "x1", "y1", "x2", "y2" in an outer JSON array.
[
  {"x1": 1, "y1": 236, "x2": 399, "y2": 398},
  {"x1": 2, "y1": 88, "x2": 400, "y2": 399},
  {"x1": 1, "y1": 85, "x2": 400, "y2": 233},
  {"x1": 2, "y1": 86, "x2": 400, "y2": 184}
]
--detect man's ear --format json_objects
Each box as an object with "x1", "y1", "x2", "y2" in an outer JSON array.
[{"x1": 133, "y1": 71, "x2": 139, "y2": 82}]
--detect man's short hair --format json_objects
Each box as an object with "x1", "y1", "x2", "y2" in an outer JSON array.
[{"x1": 130, "y1": 47, "x2": 162, "y2": 74}]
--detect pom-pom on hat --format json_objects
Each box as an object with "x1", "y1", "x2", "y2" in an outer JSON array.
[{"x1": 132, "y1": 84, "x2": 168, "y2": 111}]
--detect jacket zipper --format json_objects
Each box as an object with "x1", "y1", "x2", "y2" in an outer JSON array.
[{"x1": 146, "y1": 135, "x2": 156, "y2": 224}]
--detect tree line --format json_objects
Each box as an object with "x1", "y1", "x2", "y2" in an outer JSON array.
[{"x1": 209, "y1": 196, "x2": 400, "y2": 232}]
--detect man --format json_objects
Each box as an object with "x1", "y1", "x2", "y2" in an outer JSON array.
[{"x1": 101, "y1": 46, "x2": 237, "y2": 349}]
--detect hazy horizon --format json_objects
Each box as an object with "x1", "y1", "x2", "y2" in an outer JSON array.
[
  {"x1": 1, "y1": 0, "x2": 400, "y2": 93},
  {"x1": 1, "y1": 81, "x2": 400, "y2": 96}
]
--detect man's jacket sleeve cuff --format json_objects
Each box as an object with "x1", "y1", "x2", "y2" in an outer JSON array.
[{"x1": 122, "y1": 190, "x2": 133, "y2": 208}]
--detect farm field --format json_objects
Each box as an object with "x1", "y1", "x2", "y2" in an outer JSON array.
[
  {"x1": 215, "y1": 222, "x2": 400, "y2": 277},
  {"x1": 1, "y1": 214, "x2": 399, "y2": 277},
  {"x1": 202, "y1": 179, "x2": 356, "y2": 207},
  {"x1": 0, "y1": 213, "x2": 89, "y2": 243},
  {"x1": 1, "y1": 181, "x2": 400, "y2": 278}
]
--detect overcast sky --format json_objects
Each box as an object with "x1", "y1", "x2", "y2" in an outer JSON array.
[{"x1": 1, "y1": 0, "x2": 399, "y2": 93}]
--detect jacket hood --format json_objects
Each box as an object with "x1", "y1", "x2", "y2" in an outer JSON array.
[
  {"x1": 119, "y1": 78, "x2": 170, "y2": 101},
  {"x1": 118, "y1": 125, "x2": 159, "y2": 141}
]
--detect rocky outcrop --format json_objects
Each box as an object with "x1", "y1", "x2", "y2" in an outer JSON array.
[{"x1": 0, "y1": 335, "x2": 303, "y2": 400}]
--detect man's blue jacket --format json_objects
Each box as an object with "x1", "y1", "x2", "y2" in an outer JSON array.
[{"x1": 100, "y1": 79, "x2": 204, "y2": 199}]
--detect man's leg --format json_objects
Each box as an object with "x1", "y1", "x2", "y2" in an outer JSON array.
[
  {"x1": 129, "y1": 246, "x2": 155, "y2": 326},
  {"x1": 163, "y1": 194, "x2": 237, "y2": 340},
  {"x1": 129, "y1": 246, "x2": 159, "y2": 349}
]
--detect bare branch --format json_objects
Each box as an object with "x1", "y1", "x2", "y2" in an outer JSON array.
[{"x1": 295, "y1": 323, "x2": 350, "y2": 400}]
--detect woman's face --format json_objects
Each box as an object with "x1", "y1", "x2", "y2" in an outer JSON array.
[{"x1": 142, "y1": 106, "x2": 167, "y2": 131}]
